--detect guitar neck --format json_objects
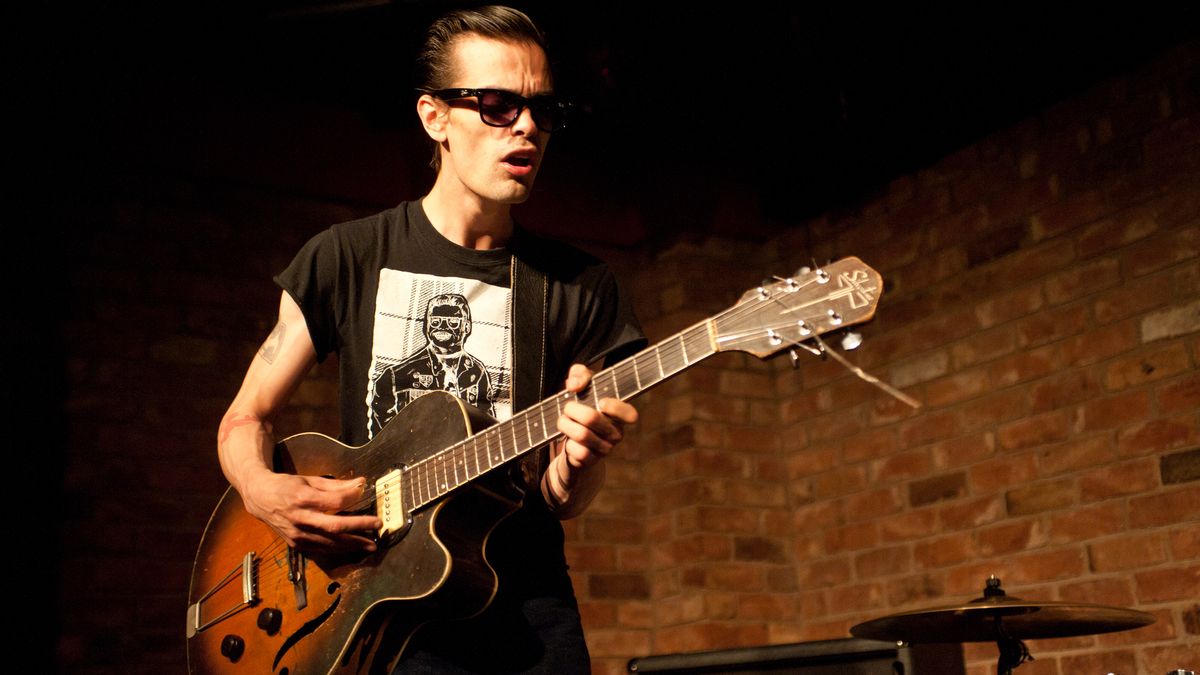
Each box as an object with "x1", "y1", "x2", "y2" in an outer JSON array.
[
  {"x1": 402, "y1": 256, "x2": 883, "y2": 511},
  {"x1": 406, "y1": 321, "x2": 717, "y2": 510}
]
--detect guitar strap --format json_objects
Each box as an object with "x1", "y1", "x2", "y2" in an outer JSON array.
[{"x1": 509, "y1": 245, "x2": 549, "y2": 492}]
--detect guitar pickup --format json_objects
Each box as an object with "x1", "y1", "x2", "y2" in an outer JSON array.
[{"x1": 375, "y1": 469, "x2": 411, "y2": 544}]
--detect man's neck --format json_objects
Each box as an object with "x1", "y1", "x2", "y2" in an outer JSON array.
[{"x1": 422, "y1": 178, "x2": 514, "y2": 250}]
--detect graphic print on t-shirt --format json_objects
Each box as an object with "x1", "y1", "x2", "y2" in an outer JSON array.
[{"x1": 365, "y1": 269, "x2": 512, "y2": 439}]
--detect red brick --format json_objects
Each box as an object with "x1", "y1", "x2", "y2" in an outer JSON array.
[
  {"x1": 926, "y1": 369, "x2": 990, "y2": 407},
  {"x1": 781, "y1": 388, "x2": 833, "y2": 424},
  {"x1": 1061, "y1": 650, "x2": 1136, "y2": 675},
  {"x1": 1142, "y1": 644, "x2": 1200, "y2": 675},
  {"x1": 787, "y1": 443, "x2": 839, "y2": 479},
  {"x1": 971, "y1": 451, "x2": 1040, "y2": 495},
  {"x1": 718, "y1": 369, "x2": 775, "y2": 399},
  {"x1": 800, "y1": 557, "x2": 853, "y2": 588},
  {"x1": 1117, "y1": 415, "x2": 1198, "y2": 457},
  {"x1": 931, "y1": 433, "x2": 996, "y2": 469},
  {"x1": 1029, "y1": 189, "x2": 1109, "y2": 242},
  {"x1": 845, "y1": 486, "x2": 903, "y2": 521},
  {"x1": 855, "y1": 545, "x2": 913, "y2": 579},
  {"x1": 1142, "y1": 298, "x2": 1200, "y2": 343},
  {"x1": 693, "y1": 506, "x2": 762, "y2": 535},
  {"x1": 997, "y1": 411, "x2": 1072, "y2": 450},
  {"x1": 1044, "y1": 257, "x2": 1122, "y2": 305},
  {"x1": 726, "y1": 424, "x2": 783, "y2": 453},
  {"x1": 869, "y1": 393, "x2": 921, "y2": 427},
  {"x1": 909, "y1": 471, "x2": 967, "y2": 507},
  {"x1": 733, "y1": 536, "x2": 788, "y2": 563},
  {"x1": 958, "y1": 389, "x2": 1028, "y2": 431},
  {"x1": 975, "y1": 284, "x2": 1046, "y2": 329},
  {"x1": 676, "y1": 448, "x2": 749, "y2": 477},
  {"x1": 736, "y1": 594, "x2": 796, "y2": 621},
  {"x1": 1090, "y1": 532, "x2": 1169, "y2": 572},
  {"x1": 790, "y1": 500, "x2": 841, "y2": 532},
  {"x1": 1093, "y1": 272, "x2": 1174, "y2": 324},
  {"x1": 981, "y1": 521, "x2": 1045, "y2": 560},
  {"x1": 986, "y1": 225, "x2": 1074, "y2": 281},
  {"x1": 827, "y1": 581, "x2": 887, "y2": 614},
  {"x1": 1007, "y1": 478, "x2": 1077, "y2": 515},
  {"x1": 900, "y1": 410, "x2": 963, "y2": 446},
  {"x1": 989, "y1": 345, "x2": 1059, "y2": 387},
  {"x1": 842, "y1": 428, "x2": 898, "y2": 463},
  {"x1": 1008, "y1": 547, "x2": 1087, "y2": 584},
  {"x1": 940, "y1": 495, "x2": 1006, "y2": 531},
  {"x1": 1170, "y1": 524, "x2": 1200, "y2": 559},
  {"x1": 885, "y1": 572, "x2": 946, "y2": 607},
  {"x1": 1059, "y1": 577, "x2": 1136, "y2": 605},
  {"x1": 913, "y1": 532, "x2": 977, "y2": 570},
  {"x1": 1076, "y1": 390, "x2": 1152, "y2": 432},
  {"x1": 1130, "y1": 486, "x2": 1200, "y2": 528},
  {"x1": 1076, "y1": 208, "x2": 1159, "y2": 259},
  {"x1": 1159, "y1": 372, "x2": 1200, "y2": 413},
  {"x1": 806, "y1": 409, "x2": 866, "y2": 445},
  {"x1": 589, "y1": 573, "x2": 650, "y2": 599},
  {"x1": 1104, "y1": 341, "x2": 1192, "y2": 391},
  {"x1": 1016, "y1": 305, "x2": 1089, "y2": 347},
  {"x1": 1061, "y1": 320, "x2": 1139, "y2": 366},
  {"x1": 1038, "y1": 438, "x2": 1117, "y2": 482},
  {"x1": 812, "y1": 465, "x2": 868, "y2": 499},
  {"x1": 1122, "y1": 223, "x2": 1200, "y2": 278},
  {"x1": 870, "y1": 448, "x2": 933, "y2": 483},
  {"x1": 823, "y1": 522, "x2": 879, "y2": 554},
  {"x1": 880, "y1": 509, "x2": 938, "y2": 543},
  {"x1": 889, "y1": 351, "x2": 950, "y2": 389},
  {"x1": 946, "y1": 561, "x2": 1007, "y2": 597},
  {"x1": 567, "y1": 544, "x2": 618, "y2": 571},
  {"x1": 1135, "y1": 564, "x2": 1200, "y2": 602},
  {"x1": 950, "y1": 326, "x2": 1017, "y2": 369},
  {"x1": 1079, "y1": 458, "x2": 1160, "y2": 501}
]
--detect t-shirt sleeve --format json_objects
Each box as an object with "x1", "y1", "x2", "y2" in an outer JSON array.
[
  {"x1": 273, "y1": 228, "x2": 342, "y2": 361},
  {"x1": 571, "y1": 266, "x2": 647, "y2": 369}
]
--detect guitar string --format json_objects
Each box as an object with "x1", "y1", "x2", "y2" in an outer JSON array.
[
  {"x1": 339, "y1": 277, "x2": 863, "y2": 516},
  {"x1": 232, "y1": 268, "x2": 874, "y2": 593}
]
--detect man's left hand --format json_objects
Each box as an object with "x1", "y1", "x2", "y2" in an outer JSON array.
[{"x1": 556, "y1": 363, "x2": 638, "y2": 471}]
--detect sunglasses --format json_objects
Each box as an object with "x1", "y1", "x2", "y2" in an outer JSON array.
[{"x1": 427, "y1": 88, "x2": 570, "y2": 133}]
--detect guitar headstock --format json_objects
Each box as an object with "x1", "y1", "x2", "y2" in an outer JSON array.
[{"x1": 713, "y1": 257, "x2": 882, "y2": 359}]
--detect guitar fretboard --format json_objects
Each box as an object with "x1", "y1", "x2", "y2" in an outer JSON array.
[{"x1": 403, "y1": 322, "x2": 716, "y2": 509}]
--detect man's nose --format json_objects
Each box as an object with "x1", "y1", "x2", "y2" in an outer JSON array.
[{"x1": 511, "y1": 106, "x2": 539, "y2": 136}]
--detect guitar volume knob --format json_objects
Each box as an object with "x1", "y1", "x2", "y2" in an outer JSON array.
[
  {"x1": 257, "y1": 607, "x2": 283, "y2": 635},
  {"x1": 220, "y1": 634, "x2": 245, "y2": 662}
]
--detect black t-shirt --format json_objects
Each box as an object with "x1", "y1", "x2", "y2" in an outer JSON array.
[
  {"x1": 274, "y1": 202, "x2": 645, "y2": 669},
  {"x1": 276, "y1": 200, "x2": 644, "y2": 447}
]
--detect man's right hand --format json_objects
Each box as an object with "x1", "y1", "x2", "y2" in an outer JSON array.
[{"x1": 239, "y1": 468, "x2": 382, "y2": 552}]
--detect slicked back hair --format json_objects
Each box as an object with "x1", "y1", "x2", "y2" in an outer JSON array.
[{"x1": 416, "y1": 6, "x2": 549, "y2": 172}]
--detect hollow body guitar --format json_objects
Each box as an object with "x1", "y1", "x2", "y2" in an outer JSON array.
[{"x1": 186, "y1": 257, "x2": 883, "y2": 674}]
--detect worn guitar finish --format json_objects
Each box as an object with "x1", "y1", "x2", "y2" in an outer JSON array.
[{"x1": 187, "y1": 257, "x2": 884, "y2": 674}]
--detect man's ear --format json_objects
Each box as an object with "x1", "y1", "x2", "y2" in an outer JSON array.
[{"x1": 418, "y1": 94, "x2": 448, "y2": 142}]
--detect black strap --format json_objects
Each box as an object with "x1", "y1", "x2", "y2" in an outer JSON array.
[{"x1": 510, "y1": 246, "x2": 549, "y2": 490}]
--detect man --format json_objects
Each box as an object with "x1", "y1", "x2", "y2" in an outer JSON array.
[{"x1": 217, "y1": 6, "x2": 644, "y2": 672}]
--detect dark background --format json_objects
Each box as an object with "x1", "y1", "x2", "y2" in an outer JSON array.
[{"x1": 15, "y1": 3, "x2": 1196, "y2": 672}]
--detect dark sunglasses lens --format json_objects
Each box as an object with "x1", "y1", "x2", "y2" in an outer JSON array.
[
  {"x1": 477, "y1": 91, "x2": 522, "y2": 126},
  {"x1": 529, "y1": 100, "x2": 566, "y2": 132}
]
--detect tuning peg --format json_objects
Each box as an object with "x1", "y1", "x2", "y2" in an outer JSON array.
[
  {"x1": 788, "y1": 349, "x2": 801, "y2": 369},
  {"x1": 840, "y1": 330, "x2": 863, "y2": 351}
]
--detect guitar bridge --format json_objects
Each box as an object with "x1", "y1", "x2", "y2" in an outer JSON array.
[
  {"x1": 186, "y1": 552, "x2": 258, "y2": 638},
  {"x1": 375, "y1": 468, "x2": 412, "y2": 545}
]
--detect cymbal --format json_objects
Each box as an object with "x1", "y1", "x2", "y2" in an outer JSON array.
[{"x1": 851, "y1": 590, "x2": 1155, "y2": 643}]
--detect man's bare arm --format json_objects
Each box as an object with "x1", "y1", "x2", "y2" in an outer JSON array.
[
  {"x1": 541, "y1": 363, "x2": 638, "y2": 519},
  {"x1": 218, "y1": 291, "x2": 381, "y2": 551}
]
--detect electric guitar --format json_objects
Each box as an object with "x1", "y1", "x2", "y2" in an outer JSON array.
[{"x1": 186, "y1": 257, "x2": 883, "y2": 674}]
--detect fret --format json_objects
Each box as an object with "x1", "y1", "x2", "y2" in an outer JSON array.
[
  {"x1": 654, "y1": 344, "x2": 664, "y2": 379},
  {"x1": 608, "y1": 369, "x2": 620, "y2": 399},
  {"x1": 524, "y1": 411, "x2": 535, "y2": 448},
  {"x1": 538, "y1": 401, "x2": 549, "y2": 446},
  {"x1": 453, "y1": 448, "x2": 464, "y2": 487},
  {"x1": 679, "y1": 334, "x2": 690, "y2": 366},
  {"x1": 632, "y1": 355, "x2": 643, "y2": 391},
  {"x1": 469, "y1": 436, "x2": 481, "y2": 479},
  {"x1": 510, "y1": 421, "x2": 520, "y2": 462},
  {"x1": 436, "y1": 452, "x2": 448, "y2": 493}
]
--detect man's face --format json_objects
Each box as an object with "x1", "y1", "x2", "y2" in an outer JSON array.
[
  {"x1": 427, "y1": 304, "x2": 470, "y2": 352},
  {"x1": 433, "y1": 35, "x2": 552, "y2": 205}
]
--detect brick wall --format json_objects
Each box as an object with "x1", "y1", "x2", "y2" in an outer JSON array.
[
  {"x1": 53, "y1": 42, "x2": 1198, "y2": 675},
  {"x1": 570, "y1": 43, "x2": 1199, "y2": 675}
]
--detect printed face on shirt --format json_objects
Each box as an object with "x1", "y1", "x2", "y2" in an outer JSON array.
[
  {"x1": 432, "y1": 35, "x2": 552, "y2": 205},
  {"x1": 425, "y1": 296, "x2": 472, "y2": 353}
]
